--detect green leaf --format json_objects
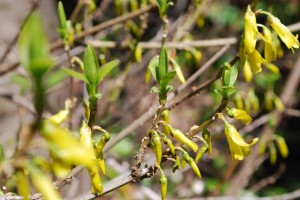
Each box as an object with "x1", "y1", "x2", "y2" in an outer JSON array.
[
  {"x1": 18, "y1": 12, "x2": 53, "y2": 77},
  {"x1": 97, "y1": 60, "x2": 119, "y2": 84},
  {"x1": 170, "y1": 58, "x2": 185, "y2": 84},
  {"x1": 222, "y1": 86, "x2": 237, "y2": 97},
  {"x1": 148, "y1": 56, "x2": 159, "y2": 82},
  {"x1": 150, "y1": 86, "x2": 160, "y2": 93},
  {"x1": 214, "y1": 89, "x2": 223, "y2": 96},
  {"x1": 63, "y1": 68, "x2": 89, "y2": 83},
  {"x1": 165, "y1": 85, "x2": 174, "y2": 93},
  {"x1": 158, "y1": 45, "x2": 168, "y2": 82},
  {"x1": 229, "y1": 66, "x2": 238, "y2": 86},
  {"x1": 156, "y1": 0, "x2": 166, "y2": 11},
  {"x1": 160, "y1": 71, "x2": 176, "y2": 90},
  {"x1": 45, "y1": 69, "x2": 69, "y2": 89},
  {"x1": 10, "y1": 74, "x2": 31, "y2": 95},
  {"x1": 58, "y1": 1, "x2": 67, "y2": 39},
  {"x1": 0, "y1": 144, "x2": 4, "y2": 163},
  {"x1": 83, "y1": 45, "x2": 99, "y2": 85}
]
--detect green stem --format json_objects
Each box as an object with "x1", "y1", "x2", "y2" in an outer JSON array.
[
  {"x1": 189, "y1": 97, "x2": 228, "y2": 137},
  {"x1": 88, "y1": 95, "x2": 98, "y2": 127},
  {"x1": 65, "y1": 44, "x2": 75, "y2": 129},
  {"x1": 34, "y1": 78, "x2": 45, "y2": 122},
  {"x1": 162, "y1": 15, "x2": 168, "y2": 45}
]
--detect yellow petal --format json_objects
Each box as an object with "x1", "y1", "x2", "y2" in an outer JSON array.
[
  {"x1": 265, "y1": 63, "x2": 280, "y2": 74},
  {"x1": 227, "y1": 108, "x2": 252, "y2": 125},
  {"x1": 268, "y1": 15, "x2": 299, "y2": 50},
  {"x1": 225, "y1": 129, "x2": 245, "y2": 160},
  {"x1": 243, "y1": 60, "x2": 253, "y2": 82},
  {"x1": 244, "y1": 6, "x2": 258, "y2": 54},
  {"x1": 248, "y1": 50, "x2": 265, "y2": 73},
  {"x1": 226, "y1": 125, "x2": 250, "y2": 147},
  {"x1": 28, "y1": 164, "x2": 62, "y2": 200}
]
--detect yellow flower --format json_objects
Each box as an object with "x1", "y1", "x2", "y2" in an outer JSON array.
[
  {"x1": 268, "y1": 14, "x2": 299, "y2": 51},
  {"x1": 261, "y1": 27, "x2": 276, "y2": 62},
  {"x1": 244, "y1": 5, "x2": 258, "y2": 54},
  {"x1": 243, "y1": 59, "x2": 253, "y2": 82},
  {"x1": 224, "y1": 123, "x2": 258, "y2": 160},
  {"x1": 226, "y1": 107, "x2": 252, "y2": 125},
  {"x1": 248, "y1": 49, "x2": 266, "y2": 73}
]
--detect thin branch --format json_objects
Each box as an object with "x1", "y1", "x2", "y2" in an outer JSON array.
[
  {"x1": 86, "y1": 37, "x2": 238, "y2": 49},
  {"x1": 104, "y1": 44, "x2": 231, "y2": 152},
  {"x1": 249, "y1": 164, "x2": 286, "y2": 192}
]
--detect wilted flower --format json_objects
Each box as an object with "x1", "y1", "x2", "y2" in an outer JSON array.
[
  {"x1": 268, "y1": 14, "x2": 299, "y2": 51},
  {"x1": 244, "y1": 5, "x2": 258, "y2": 54},
  {"x1": 224, "y1": 122, "x2": 258, "y2": 160}
]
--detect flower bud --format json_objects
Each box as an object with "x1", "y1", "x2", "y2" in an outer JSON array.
[
  {"x1": 171, "y1": 129, "x2": 198, "y2": 152},
  {"x1": 275, "y1": 136, "x2": 288, "y2": 158},
  {"x1": 161, "y1": 110, "x2": 171, "y2": 135},
  {"x1": 160, "y1": 175, "x2": 168, "y2": 200},
  {"x1": 183, "y1": 153, "x2": 201, "y2": 178},
  {"x1": 195, "y1": 146, "x2": 208, "y2": 163},
  {"x1": 153, "y1": 132, "x2": 162, "y2": 165},
  {"x1": 202, "y1": 129, "x2": 212, "y2": 155},
  {"x1": 163, "y1": 137, "x2": 175, "y2": 156}
]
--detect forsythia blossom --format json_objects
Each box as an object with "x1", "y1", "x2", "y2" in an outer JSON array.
[
  {"x1": 267, "y1": 14, "x2": 299, "y2": 52},
  {"x1": 224, "y1": 122, "x2": 258, "y2": 160}
]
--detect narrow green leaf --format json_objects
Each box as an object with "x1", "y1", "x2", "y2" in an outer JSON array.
[
  {"x1": 97, "y1": 60, "x2": 119, "y2": 84},
  {"x1": 148, "y1": 55, "x2": 159, "y2": 82},
  {"x1": 18, "y1": 12, "x2": 53, "y2": 77},
  {"x1": 165, "y1": 85, "x2": 174, "y2": 93},
  {"x1": 214, "y1": 89, "x2": 223, "y2": 96},
  {"x1": 229, "y1": 66, "x2": 238, "y2": 86},
  {"x1": 83, "y1": 45, "x2": 99, "y2": 85},
  {"x1": 160, "y1": 71, "x2": 176, "y2": 90},
  {"x1": 170, "y1": 58, "x2": 185, "y2": 83},
  {"x1": 58, "y1": 1, "x2": 67, "y2": 38},
  {"x1": 63, "y1": 68, "x2": 89, "y2": 83},
  {"x1": 158, "y1": 45, "x2": 168, "y2": 82}
]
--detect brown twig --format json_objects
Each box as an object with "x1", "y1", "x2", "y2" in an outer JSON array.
[
  {"x1": 86, "y1": 37, "x2": 238, "y2": 49},
  {"x1": 249, "y1": 164, "x2": 286, "y2": 192}
]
